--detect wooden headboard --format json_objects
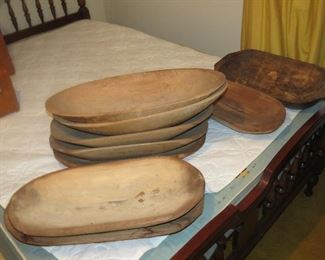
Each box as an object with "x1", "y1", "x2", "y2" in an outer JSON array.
[{"x1": 3, "y1": 0, "x2": 90, "y2": 44}]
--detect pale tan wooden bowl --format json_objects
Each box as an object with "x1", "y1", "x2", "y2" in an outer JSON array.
[
  {"x1": 54, "y1": 83, "x2": 226, "y2": 135},
  {"x1": 51, "y1": 105, "x2": 213, "y2": 147},
  {"x1": 6, "y1": 157, "x2": 205, "y2": 237},
  {"x1": 46, "y1": 68, "x2": 225, "y2": 123},
  {"x1": 52, "y1": 135, "x2": 206, "y2": 167},
  {"x1": 5, "y1": 199, "x2": 203, "y2": 245},
  {"x1": 49, "y1": 121, "x2": 208, "y2": 160}
]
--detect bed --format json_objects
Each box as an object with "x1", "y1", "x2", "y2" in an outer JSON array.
[{"x1": 0, "y1": 1, "x2": 324, "y2": 259}]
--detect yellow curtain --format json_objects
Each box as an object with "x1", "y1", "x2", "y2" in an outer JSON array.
[{"x1": 241, "y1": 0, "x2": 325, "y2": 67}]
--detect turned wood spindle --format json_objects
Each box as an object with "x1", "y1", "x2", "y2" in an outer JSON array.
[
  {"x1": 35, "y1": 0, "x2": 44, "y2": 24},
  {"x1": 48, "y1": 0, "x2": 56, "y2": 19},
  {"x1": 290, "y1": 152, "x2": 302, "y2": 180},
  {"x1": 4, "y1": 0, "x2": 19, "y2": 32},
  {"x1": 61, "y1": 0, "x2": 68, "y2": 16},
  {"x1": 77, "y1": 0, "x2": 86, "y2": 7},
  {"x1": 21, "y1": 0, "x2": 32, "y2": 28},
  {"x1": 77, "y1": 0, "x2": 90, "y2": 19}
]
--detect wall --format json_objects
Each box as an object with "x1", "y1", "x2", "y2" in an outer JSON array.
[
  {"x1": 0, "y1": 0, "x2": 107, "y2": 34},
  {"x1": 87, "y1": 0, "x2": 107, "y2": 22},
  {"x1": 0, "y1": 0, "x2": 243, "y2": 57},
  {"x1": 105, "y1": 0, "x2": 243, "y2": 57}
]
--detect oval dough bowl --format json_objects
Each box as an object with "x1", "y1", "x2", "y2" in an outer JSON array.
[
  {"x1": 52, "y1": 135, "x2": 207, "y2": 167},
  {"x1": 54, "y1": 84, "x2": 226, "y2": 135},
  {"x1": 46, "y1": 68, "x2": 226, "y2": 123},
  {"x1": 50, "y1": 105, "x2": 213, "y2": 147},
  {"x1": 212, "y1": 81, "x2": 286, "y2": 133},
  {"x1": 49, "y1": 121, "x2": 208, "y2": 160},
  {"x1": 5, "y1": 199, "x2": 203, "y2": 245},
  {"x1": 214, "y1": 49, "x2": 325, "y2": 107},
  {"x1": 6, "y1": 157, "x2": 205, "y2": 237}
]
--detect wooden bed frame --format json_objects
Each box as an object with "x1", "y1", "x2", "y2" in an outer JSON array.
[
  {"x1": 3, "y1": 0, "x2": 90, "y2": 44},
  {"x1": 1, "y1": 1, "x2": 324, "y2": 259},
  {"x1": 174, "y1": 108, "x2": 324, "y2": 259}
]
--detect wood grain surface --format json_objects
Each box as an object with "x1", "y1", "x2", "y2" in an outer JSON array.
[
  {"x1": 52, "y1": 135, "x2": 207, "y2": 167},
  {"x1": 49, "y1": 121, "x2": 208, "y2": 160},
  {"x1": 50, "y1": 105, "x2": 213, "y2": 147},
  {"x1": 46, "y1": 69, "x2": 225, "y2": 123},
  {"x1": 5, "y1": 199, "x2": 203, "y2": 245},
  {"x1": 54, "y1": 84, "x2": 226, "y2": 135},
  {"x1": 214, "y1": 49, "x2": 325, "y2": 107},
  {"x1": 212, "y1": 81, "x2": 286, "y2": 133},
  {"x1": 6, "y1": 157, "x2": 205, "y2": 237}
]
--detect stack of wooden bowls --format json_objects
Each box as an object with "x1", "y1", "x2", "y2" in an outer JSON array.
[
  {"x1": 46, "y1": 69, "x2": 227, "y2": 167},
  {"x1": 5, "y1": 157, "x2": 205, "y2": 245}
]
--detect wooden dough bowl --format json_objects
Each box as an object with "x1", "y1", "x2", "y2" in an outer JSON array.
[
  {"x1": 46, "y1": 68, "x2": 226, "y2": 123},
  {"x1": 52, "y1": 135, "x2": 206, "y2": 168},
  {"x1": 214, "y1": 49, "x2": 325, "y2": 107},
  {"x1": 49, "y1": 121, "x2": 208, "y2": 160},
  {"x1": 6, "y1": 157, "x2": 205, "y2": 237},
  {"x1": 54, "y1": 85, "x2": 226, "y2": 135},
  {"x1": 212, "y1": 81, "x2": 286, "y2": 134},
  {"x1": 51, "y1": 105, "x2": 213, "y2": 147},
  {"x1": 5, "y1": 199, "x2": 203, "y2": 246}
]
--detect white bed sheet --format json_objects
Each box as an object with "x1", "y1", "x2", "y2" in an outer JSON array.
[{"x1": 0, "y1": 20, "x2": 299, "y2": 259}]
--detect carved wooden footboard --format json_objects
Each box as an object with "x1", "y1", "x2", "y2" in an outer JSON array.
[{"x1": 174, "y1": 107, "x2": 325, "y2": 260}]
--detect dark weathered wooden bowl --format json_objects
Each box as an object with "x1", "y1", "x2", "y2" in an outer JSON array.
[{"x1": 214, "y1": 49, "x2": 325, "y2": 107}]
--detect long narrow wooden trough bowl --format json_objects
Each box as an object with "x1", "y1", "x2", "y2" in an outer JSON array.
[
  {"x1": 51, "y1": 105, "x2": 213, "y2": 147},
  {"x1": 5, "y1": 199, "x2": 203, "y2": 245},
  {"x1": 46, "y1": 69, "x2": 226, "y2": 123},
  {"x1": 6, "y1": 157, "x2": 205, "y2": 237},
  {"x1": 212, "y1": 81, "x2": 286, "y2": 133},
  {"x1": 49, "y1": 121, "x2": 207, "y2": 160},
  {"x1": 214, "y1": 49, "x2": 325, "y2": 107},
  {"x1": 54, "y1": 85, "x2": 226, "y2": 135},
  {"x1": 52, "y1": 135, "x2": 206, "y2": 167}
]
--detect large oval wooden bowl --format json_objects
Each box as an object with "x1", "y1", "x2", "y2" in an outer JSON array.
[
  {"x1": 212, "y1": 81, "x2": 286, "y2": 133},
  {"x1": 46, "y1": 69, "x2": 226, "y2": 123},
  {"x1": 49, "y1": 121, "x2": 208, "y2": 160},
  {"x1": 50, "y1": 105, "x2": 213, "y2": 147},
  {"x1": 214, "y1": 49, "x2": 325, "y2": 107},
  {"x1": 5, "y1": 199, "x2": 203, "y2": 245},
  {"x1": 54, "y1": 84, "x2": 226, "y2": 135},
  {"x1": 52, "y1": 135, "x2": 206, "y2": 168},
  {"x1": 6, "y1": 157, "x2": 205, "y2": 237}
]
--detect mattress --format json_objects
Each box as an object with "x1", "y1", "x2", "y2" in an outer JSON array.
[{"x1": 0, "y1": 20, "x2": 300, "y2": 259}]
